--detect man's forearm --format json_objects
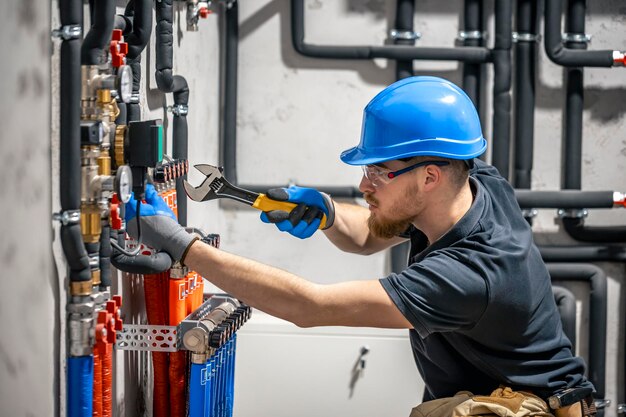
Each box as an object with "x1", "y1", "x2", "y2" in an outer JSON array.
[{"x1": 184, "y1": 240, "x2": 319, "y2": 327}]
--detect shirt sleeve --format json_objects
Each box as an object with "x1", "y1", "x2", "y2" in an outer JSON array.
[{"x1": 380, "y1": 251, "x2": 489, "y2": 338}]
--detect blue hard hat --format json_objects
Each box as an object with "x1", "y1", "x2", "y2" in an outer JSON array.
[{"x1": 340, "y1": 76, "x2": 487, "y2": 165}]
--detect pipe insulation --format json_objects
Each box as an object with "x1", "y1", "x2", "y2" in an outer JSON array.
[
  {"x1": 81, "y1": 0, "x2": 116, "y2": 65},
  {"x1": 68, "y1": 356, "x2": 94, "y2": 417},
  {"x1": 393, "y1": 0, "x2": 416, "y2": 80},
  {"x1": 462, "y1": 0, "x2": 484, "y2": 108}
]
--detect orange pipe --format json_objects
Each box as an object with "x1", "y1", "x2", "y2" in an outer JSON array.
[
  {"x1": 102, "y1": 343, "x2": 113, "y2": 417},
  {"x1": 92, "y1": 342, "x2": 102, "y2": 417}
]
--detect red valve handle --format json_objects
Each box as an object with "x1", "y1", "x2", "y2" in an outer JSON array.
[
  {"x1": 199, "y1": 7, "x2": 210, "y2": 18},
  {"x1": 110, "y1": 29, "x2": 128, "y2": 68}
]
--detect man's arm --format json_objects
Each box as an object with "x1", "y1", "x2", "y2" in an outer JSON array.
[
  {"x1": 184, "y1": 240, "x2": 413, "y2": 329},
  {"x1": 323, "y1": 201, "x2": 407, "y2": 255}
]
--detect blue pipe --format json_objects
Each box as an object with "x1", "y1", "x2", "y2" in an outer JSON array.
[
  {"x1": 67, "y1": 356, "x2": 94, "y2": 417},
  {"x1": 189, "y1": 362, "x2": 206, "y2": 417},
  {"x1": 204, "y1": 360, "x2": 213, "y2": 417}
]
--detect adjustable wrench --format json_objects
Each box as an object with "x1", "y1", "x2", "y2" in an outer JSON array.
[{"x1": 182, "y1": 164, "x2": 329, "y2": 229}]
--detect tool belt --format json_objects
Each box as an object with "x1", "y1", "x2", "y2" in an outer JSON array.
[{"x1": 409, "y1": 386, "x2": 597, "y2": 417}]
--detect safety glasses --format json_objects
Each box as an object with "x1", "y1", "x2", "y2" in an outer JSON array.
[{"x1": 361, "y1": 160, "x2": 450, "y2": 187}]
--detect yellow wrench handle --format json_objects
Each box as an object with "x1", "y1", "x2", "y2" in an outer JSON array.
[{"x1": 252, "y1": 194, "x2": 328, "y2": 230}]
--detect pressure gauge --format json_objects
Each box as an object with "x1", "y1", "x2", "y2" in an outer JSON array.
[
  {"x1": 117, "y1": 65, "x2": 133, "y2": 104},
  {"x1": 115, "y1": 165, "x2": 133, "y2": 203}
]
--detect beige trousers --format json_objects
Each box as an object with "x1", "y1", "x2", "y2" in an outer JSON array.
[{"x1": 410, "y1": 387, "x2": 554, "y2": 417}]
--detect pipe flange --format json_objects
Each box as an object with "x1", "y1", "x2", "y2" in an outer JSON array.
[
  {"x1": 169, "y1": 104, "x2": 189, "y2": 116},
  {"x1": 457, "y1": 30, "x2": 487, "y2": 41},
  {"x1": 53, "y1": 210, "x2": 81, "y2": 225},
  {"x1": 557, "y1": 208, "x2": 588, "y2": 219},
  {"x1": 389, "y1": 29, "x2": 421, "y2": 41},
  {"x1": 512, "y1": 32, "x2": 541, "y2": 43},
  {"x1": 562, "y1": 33, "x2": 592, "y2": 44},
  {"x1": 52, "y1": 24, "x2": 82, "y2": 40}
]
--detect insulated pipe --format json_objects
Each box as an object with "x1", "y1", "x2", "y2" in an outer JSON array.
[
  {"x1": 490, "y1": 0, "x2": 513, "y2": 180},
  {"x1": 155, "y1": 0, "x2": 190, "y2": 226},
  {"x1": 461, "y1": 0, "x2": 484, "y2": 108},
  {"x1": 99, "y1": 222, "x2": 112, "y2": 288},
  {"x1": 544, "y1": 0, "x2": 618, "y2": 67},
  {"x1": 540, "y1": 245, "x2": 626, "y2": 263},
  {"x1": 515, "y1": 190, "x2": 619, "y2": 209},
  {"x1": 546, "y1": 263, "x2": 607, "y2": 398},
  {"x1": 393, "y1": 0, "x2": 416, "y2": 80},
  {"x1": 512, "y1": 0, "x2": 538, "y2": 189},
  {"x1": 68, "y1": 356, "x2": 94, "y2": 417},
  {"x1": 81, "y1": 0, "x2": 116, "y2": 65},
  {"x1": 189, "y1": 362, "x2": 206, "y2": 417},
  {"x1": 124, "y1": 0, "x2": 152, "y2": 61},
  {"x1": 290, "y1": 0, "x2": 492, "y2": 63},
  {"x1": 552, "y1": 285, "x2": 577, "y2": 350},
  {"x1": 562, "y1": 217, "x2": 626, "y2": 244}
]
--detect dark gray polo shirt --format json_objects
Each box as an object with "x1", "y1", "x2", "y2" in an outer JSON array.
[{"x1": 380, "y1": 160, "x2": 592, "y2": 401}]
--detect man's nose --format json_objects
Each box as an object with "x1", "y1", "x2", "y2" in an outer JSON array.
[{"x1": 359, "y1": 174, "x2": 375, "y2": 193}]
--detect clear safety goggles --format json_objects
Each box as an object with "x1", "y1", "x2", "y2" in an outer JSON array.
[{"x1": 361, "y1": 160, "x2": 450, "y2": 187}]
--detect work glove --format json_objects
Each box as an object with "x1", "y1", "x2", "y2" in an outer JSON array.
[
  {"x1": 125, "y1": 184, "x2": 198, "y2": 262},
  {"x1": 260, "y1": 186, "x2": 335, "y2": 239}
]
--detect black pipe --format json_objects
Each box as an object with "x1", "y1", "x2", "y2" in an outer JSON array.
[
  {"x1": 393, "y1": 0, "x2": 416, "y2": 80},
  {"x1": 515, "y1": 190, "x2": 616, "y2": 209},
  {"x1": 544, "y1": 0, "x2": 615, "y2": 67},
  {"x1": 155, "y1": 0, "x2": 190, "y2": 226},
  {"x1": 490, "y1": 0, "x2": 513, "y2": 181},
  {"x1": 552, "y1": 285, "x2": 577, "y2": 347},
  {"x1": 540, "y1": 245, "x2": 626, "y2": 263},
  {"x1": 290, "y1": 0, "x2": 492, "y2": 64},
  {"x1": 128, "y1": 60, "x2": 141, "y2": 122},
  {"x1": 546, "y1": 263, "x2": 607, "y2": 398},
  {"x1": 562, "y1": 217, "x2": 626, "y2": 243},
  {"x1": 116, "y1": 101, "x2": 127, "y2": 126},
  {"x1": 461, "y1": 0, "x2": 483, "y2": 108},
  {"x1": 512, "y1": 0, "x2": 538, "y2": 189},
  {"x1": 125, "y1": 0, "x2": 152, "y2": 61},
  {"x1": 99, "y1": 223, "x2": 112, "y2": 288},
  {"x1": 563, "y1": 68, "x2": 583, "y2": 190},
  {"x1": 60, "y1": 0, "x2": 91, "y2": 283},
  {"x1": 81, "y1": 0, "x2": 115, "y2": 65}
]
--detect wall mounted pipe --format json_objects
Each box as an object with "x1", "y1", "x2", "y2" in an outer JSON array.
[
  {"x1": 544, "y1": 0, "x2": 623, "y2": 67},
  {"x1": 290, "y1": 0, "x2": 492, "y2": 63},
  {"x1": 155, "y1": 0, "x2": 190, "y2": 226},
  {"x1": 461, "y1": 0, "x2": 484, "y2": 108},
  {"x1": 67, "y1": 356, "x2": 94, "y2": 417},
  {"x1": 515, "y1": 190, "x2": 624, "y2": 209},
  {"x1": 562, "y1": 217, "x2": 626, "y2": 244},
  {"x1": 546, "y1": 263, "x2": 607, "y2": 398},
  {"x1": 540, "y1": 245, "x2": 626, "y2": 263},
  {"x1": 81, "y1": 0, "x2": 115, "y2": 65},
  {"x1": 393, "y1": 0, "x2": 417, "y2": 80},
  {"x1": 512, "y1": 0, "x2": 538, "y2": 189},
  {"x1": 552, "y1": 285, "x2": 577, "y2": 348}
]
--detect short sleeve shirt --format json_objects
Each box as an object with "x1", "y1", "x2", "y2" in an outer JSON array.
[{"x1": 380, "y1": 160, "x2": 592, "y2": 401}]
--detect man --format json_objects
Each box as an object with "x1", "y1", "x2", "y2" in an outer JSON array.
[{"x1": 127, "y1": 77, "x2": 594, "y2": 417}]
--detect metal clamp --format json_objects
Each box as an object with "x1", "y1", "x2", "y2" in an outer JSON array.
[
  {"x1": 513, "y1": 32, "x2": 541, "y2": 43},
  {"x1": 129, "y1": 93, "x2": 140, "y2": 104},
  {"x1": 169, "y1": 104, "x2": 189, "y2": 116},
  {"x1": 617, "y1": 403, "x2": 626, "y2": 414},
  {"x1": 53, "y1": 210, "x2": 81, "y2": 226},
  {"x1": 457, "y1": 30, "x2": 487, "y2": 41},
  {"x1": 52, "y1": 24, "x2": 82, "y2": 40},
  {"x1": 557, "y1": 208, "x2": 588, "y2": 219},
  {"x1": 562, "y1": 33, "x2": 592, "y2": 44},
  {"x1": 389, "y1": 29, "x2": 421, "y2": 41},
  {"x1": 521, "y1": 208, "x2": 538, "y2": 219}
]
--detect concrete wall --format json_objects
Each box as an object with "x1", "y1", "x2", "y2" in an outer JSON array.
[{"x1": 2, "y1": 0, "x2": 625, "y2": 416}]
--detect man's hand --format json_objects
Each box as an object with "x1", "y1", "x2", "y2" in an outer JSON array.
[
  {"x1": 260, "y1": 186, "x2": 335, "y2": 239},
  {"x1": 125, "y1": 184, "x2": 197, "y2": 261}
]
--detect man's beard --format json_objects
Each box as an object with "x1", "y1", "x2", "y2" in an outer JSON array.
[{"x1": 364, "y1": 192, "x2": 414, "y2": 239}]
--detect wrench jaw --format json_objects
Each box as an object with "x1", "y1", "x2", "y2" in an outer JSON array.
[{"x1": 183, "y1": 164, "x2": 225, "y2": 202}]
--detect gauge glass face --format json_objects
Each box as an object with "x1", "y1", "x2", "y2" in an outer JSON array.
[
  {"x1": 118, "y1": 66, "x2": 132, "y2": 104},
  {"x1": 117, "y1": 166, "x2": 132, "y2": 203}
]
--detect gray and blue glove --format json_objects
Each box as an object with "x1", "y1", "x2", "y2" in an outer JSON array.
[
  {"x1": 125, "y1": 184, "x2": 198, "y2": 261},
  {"x1": 260, "y1": 186, "x2": 335, "y2": 239}
]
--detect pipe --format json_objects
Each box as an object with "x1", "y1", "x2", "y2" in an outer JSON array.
[
  {"x1": 552, "y1": 285, "x2": 577, "y2": 350},
  {"x1": 189, "y1": 362, "x2": 206, "y2": 417},
  {"x1": 540, "y1": 245, "x2": 626, "y2": 263},
  {"x1": 490, "y1": 0, "x2": 513, "y2": 180},
  {"x1": 68, "y1": 356, "x2": 94, "y2": 417},
  {"x1": 290, "y1": 0, "x2": 492, "y2": 63},
  {"x1": 124, "y1": 0, "x2": 152, "y2": 123},
  {"x1": 461, "y1": 0, "x2": 484, "y2": 108},
  {"x1": 544, "y1": 0, "x2": 617, "y2": 67},
  {"x1": 512, "y1": 0, "x2": 538, "y2": 189},
  {"x1": 81, "y1": 0, "x2": 115, "y2": 65},
  {"x1": 515, "y1": 190, "x2": 619, "y2": 209},
  {"x1": 393, "y1": 0, "x2": 416, "y2": 80},
  {"x1": 546, "y1": 263, "x2": 607, "y2": 398},
  {"x1": 562, "y1": 217, "x2": 626, "y2": 243},
  {"x1": 155, "y1": 0, "x2": 190, "y2": 226},
  {"x1": 99, "y1": 222, "x2": 112, "y2": 288}
]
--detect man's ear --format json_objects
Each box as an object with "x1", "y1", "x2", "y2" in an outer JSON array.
[{"x1": 422, "y1": 165, "x2": 442, "y2": 190}]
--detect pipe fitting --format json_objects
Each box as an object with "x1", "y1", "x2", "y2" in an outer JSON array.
[
  {"x1": 614, "y1": 192, "x2": 626, "y2": 207},
  {"x1": 613, "y1": 51, "x2": 626, "y2": 66},
  {"x1": 53, "y1": 210, "x2": 82, "y2": 226},
  {"x1": 52, "y1": 24, "x2": 82, "y2": 40},
  {"x1": 389, "y1": 29, "x2": 421, "y2": 41},
  {"x1": 168, "y1": 104, "x2": 189, "y2": 116},
  {"x1": 170, "y1": 261, "x2": 189, "y2": 278},
  {"x1": 557, "y1": 208, "x2": 588, "y2": 219},
  {"x1": 521, "y1": 209, "x2": 538, "y2": 219},
  {"x1": 67, "y1": 300, "x2": 95, "y2": 356}
]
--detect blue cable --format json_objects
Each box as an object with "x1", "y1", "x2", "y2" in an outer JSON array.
[{"x1": 67, "y1": 356, "x2": 94, "y2": 417}]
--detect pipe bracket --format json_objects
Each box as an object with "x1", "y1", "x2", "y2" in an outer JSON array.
[
  {"x1": 389, "y1": 29, "x2": 421, "y2": 41},
  {"x1": 512, "y1": 32, "x2": 541, "y2": 43},
  {"x1": 52, "y1": 24, "x2": 82, "y2": 40},
  {"x1": 457, "y1": 30, "x2": 487, "y2": 41},
  {"x1": 169, "y1": 104, "x2": 189, "y2": 116},
  {"x1": 562, "y1": 33, "x2": 592, "y2": 44},
  {"x1": 53, "y1": 210, "x2": 81, "y2": 226},
  {"x1": 558, "y1": 208, "x2": 588, "y2": 219},
  {"x1": 521, "y1": 209, "x2": 538, "y2": 219}
]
